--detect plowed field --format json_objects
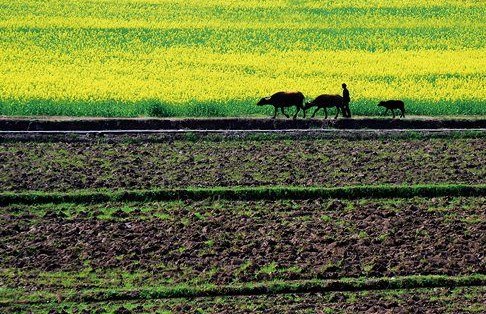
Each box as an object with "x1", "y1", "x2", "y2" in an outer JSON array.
[
  {"x1": 2, "y1": 197, "x2": 485, "y2": 284},
  {"x1": 1, "y1": 138, "x2": 485, "y2": 192},
  {"x1": 1, "y1": 134, "x2": 485, "y2": 313}
]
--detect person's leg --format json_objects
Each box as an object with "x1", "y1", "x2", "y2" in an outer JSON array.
[{"x1": 344, "y1": 103, "x2": 351, "y2": 118}]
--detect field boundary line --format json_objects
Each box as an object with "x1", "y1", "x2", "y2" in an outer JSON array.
[
  {"x1": 1, "y1": 274, "x2": 485, "y2": 306},
  {"x1": 2, "y1": 129, "x2": 486, "y2": 143},
  {"x1": 2, "y1": 128, "x2": 486, "y2": 134},
  {"x1": 2, "y1": 117, "x2": 486, "y2": 132},
  {"x1": 1, "y1": 184, "x2": 486, "y2": 206}
]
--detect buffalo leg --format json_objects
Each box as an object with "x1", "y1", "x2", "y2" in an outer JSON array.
[
  {"x1": 324, "y1": 108, "x2": 328, "y2": 119},
  {"x1": 392, "y1": 109, "x2": 396, "y2": 119},
  {"x1": 293, "y1": 107, "x2": 299, "y2": 119},
  {"x1": 311, "y1": 107, "x2": 320, "y2": 118},
  {"x1": 281, "y1": 107, "x2": 290, "y2": 118},
  {"x1": 334, "y1": 107, "x2": 340, "y2": 119},
  {"x1": 384, "y1": 108, "x2": 389, "y2": 117},
  {"x1": 272, "y1": 106, "x2": 278, "y2": 119},
  {"x1": 400, "y1": 108, "x2": 405, "y2": 118}
]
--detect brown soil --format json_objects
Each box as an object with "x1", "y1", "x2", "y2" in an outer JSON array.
[
  {"x1": 2, "y1": 197, "x2": 484, "y2": 287},
  {"x1": 0, "y1": 138, "x2": 485, "y2": 192}
]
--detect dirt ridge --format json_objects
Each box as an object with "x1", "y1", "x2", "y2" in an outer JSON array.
[{"x1": 2, "y1": 117, "x2": 486, "y2": 131}]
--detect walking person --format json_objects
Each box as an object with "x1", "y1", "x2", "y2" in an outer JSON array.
[{"x1": 342, "y1": 83, "x2": 351, "y2": 118}]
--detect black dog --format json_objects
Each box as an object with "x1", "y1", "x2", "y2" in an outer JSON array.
[{"x1": 378, "y1": 100, "x2": 405, "y2": 118}]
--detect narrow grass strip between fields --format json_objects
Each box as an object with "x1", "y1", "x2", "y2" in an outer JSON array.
[
  {"x1": 1, "y1": 184, "x2": 486, "y2": 206},
  {"x1": 1, "y1": 274, "x2": 485, "y2": 306}
]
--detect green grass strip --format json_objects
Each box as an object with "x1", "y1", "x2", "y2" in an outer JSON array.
[
  {"x1": 1, "y1": 184, "x2": 486, "y2": 206},
  {"x1": 1, "y1": 274, "x2": 485, "y2": 306}
]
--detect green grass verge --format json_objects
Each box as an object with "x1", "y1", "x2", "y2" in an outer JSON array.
[
  {"x1": 2, "y1": 274, "x2": 485, "y2": 306},
  {"x1": 1, "y1": 99, "x2": 486, "y2": 118},
  {"x1": 1, "y1": 184, "x2": 486, "y2": 206}
]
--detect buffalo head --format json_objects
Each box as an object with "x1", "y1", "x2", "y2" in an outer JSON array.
[{"x1": 257, "y1": 97, "x2": 271, "y2": 106}]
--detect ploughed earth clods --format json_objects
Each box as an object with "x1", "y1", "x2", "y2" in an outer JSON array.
[
  {"x1": 0, "y1": 138, "x2": 485, "y2": 191},
  {"x1": 2, "y1": 198, "x2": 484, "y2": 287},
  {"x1": 2, "y1": 136, "x2": 485, "y2": 312}
]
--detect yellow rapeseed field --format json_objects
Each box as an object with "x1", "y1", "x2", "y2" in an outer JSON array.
[{"x1": 0, "y1": 0, "x2": 484, "y2": 116}]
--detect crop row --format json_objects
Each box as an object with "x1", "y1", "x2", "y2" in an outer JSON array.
[
  {"x1": 2, "y1": 275, "x2": 485, "y2": 307},
  {"x1": 1, "y1": 184, "x2": 486, "y2": 206},
  {"x1": 1, "y1": 46, "x2": 484, "y2": 117},
  {"x1": 2, "y1": 0, "x2": 483, "y2": 29},
  {"x1": 3, "y1": 286, "x2": 485, "y2": 314}
]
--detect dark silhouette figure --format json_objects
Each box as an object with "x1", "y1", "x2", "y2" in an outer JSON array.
[
  {"x1": 378, "y1": 100, "x2": 406, "y2": 118},
  {"x1": 342, "y1": 83, "x2": 351, "y2": 118},
  {"x1": 304, "y1": 94, "x2": 344, "y2": 119},
  {"x1": 257, "y1": 91, "x2": 305, "y2": 119}
]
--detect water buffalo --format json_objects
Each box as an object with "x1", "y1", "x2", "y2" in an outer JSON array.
[
  {"x1": 304, "y1": 94, "x2": 344, "y2": 119},
  {"x1": 378, "y1": 100, "x2": 405, "y2": 118},
  {"x1": 257, "y1": 91, "x2": 305, "y2": 119}
]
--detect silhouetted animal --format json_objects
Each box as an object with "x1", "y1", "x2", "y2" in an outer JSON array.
[
  {"x1": 304, "y1": 94, "x2": 344, "y2": 119},
  {"x1": 257, "y1": 91, "x2": 305, "y2": 119},
  {"x1": 378, "y1": 100, "x2": 405, "y2": 118}
]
